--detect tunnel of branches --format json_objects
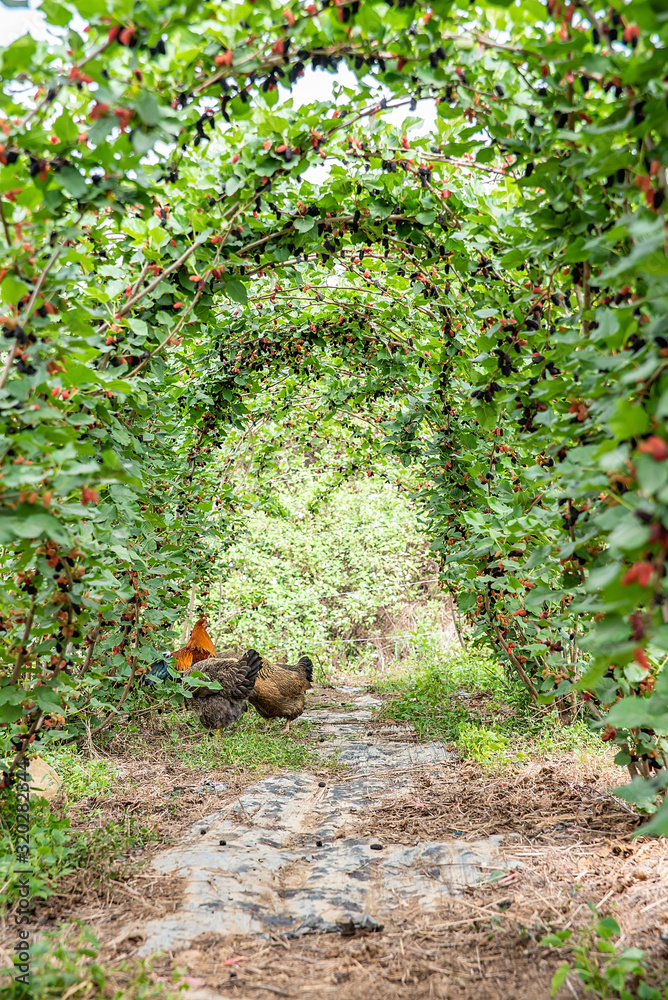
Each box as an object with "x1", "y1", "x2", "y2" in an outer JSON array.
[{"x1": 1, "y1": 0, "x2": 667, "y2": 828}]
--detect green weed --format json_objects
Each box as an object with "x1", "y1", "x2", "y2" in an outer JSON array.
[
  {"x1": 168, "y1": 710, "x2": 316, "y2": 772},
  {"x1": 0, "y1": 792, "x2": 160, "y2": 908},
  {"x1": 0, "y1": 924, "x2": 186, "y2": 1000},
  {"x1": 534, "y1": 716, "x2": 603, "y2": 758},
  {"x1": 378, "y1": 646, "x2": 509, "y2": 742},
  {"x1": 457, "y1": 722, "x2": 524, "y2": 766},
  {"x1": 379, "y1": 646, "x2": 608, "y2": 766},
  {"x1": 41, "y1": 746, "x2": 118, "y2": 801},
  {"x1": 542, "y1": 909, "x2": 668, "y2": 999}
]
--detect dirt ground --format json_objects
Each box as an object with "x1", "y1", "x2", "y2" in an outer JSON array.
[
  {"x1": 113, "y1": 758, "x2": 665, "y2": 1000},
  {"x1": 2, "y1": 683, "x2": 668, "y2": 1000}
]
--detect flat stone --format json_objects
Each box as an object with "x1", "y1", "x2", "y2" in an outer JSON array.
[
  {"x1": 352, "y1": 694, "x2": 383, "y2": 708},
  {"x1": 307, "y1": 709, "x2": 375, "y2": 724},
  {"x1": 192, "y1": 779, "x2": 229, "y2": 795},
  {"x1": 140, "y1": 784, "x2": 514, "y2": 953}
]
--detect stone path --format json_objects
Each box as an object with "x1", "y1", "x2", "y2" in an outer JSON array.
[{"x1": 137, "y1": 689, "x2": 519, "y2": 956}]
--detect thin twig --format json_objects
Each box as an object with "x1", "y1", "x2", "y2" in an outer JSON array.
[
  {"x1": 77, "y1": 657, "x2": 140, "y2": 744},
  {"x1": 80, "y1": 624, "x2": 102, "y2": 677},
  {"x1": 9, "y1": 600, "x2": 36, "y2": 685},
  {"x1": 0, "y1": 201, "x2": 13, "y2": 250},
  {"x1": 0, "y1": 213, "x2": 83, "y2": 390},
  {"x1": 23, "y1": 40, "x2": 112, "y2": 127},
  {"x1": 484, "y1": 594, "x2": 538, "y2": 703},
  {"x1": 8, "y1": 712, "x2": 45, "y2": 779}
]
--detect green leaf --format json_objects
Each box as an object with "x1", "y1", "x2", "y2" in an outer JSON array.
[
  {"x1": 597, "y1": 916, "x2": 621, "y2": 938},
  {"x1": 0, "y1": 685, "x2": 27, "y2": 723},
  {"x1": 1, "y1": 276, "x2": 29, "y2": 305},
  {"x1": 0, "y1": 33, "x2": 36, "y2": 73},
  {"x1": 131, "y1": 129, "x2": 159, "y2": 155},
  {"x1": 608, "y1": 520, "x2": 650, "y2": 552},
  {"x1": 59, "y1": 166, "x2": 88, "y2": 201},
  {"x1": 88, "y1": 117, "x2": 115, "y2": 144},
  {"x1": 34, "y1": 687, "x2": 64, "y2": 714},
  {"x1": 608, "y1": 400, "x2": 650, "y2": 441},
  {"x1": 500, "y1": 249, "x2": 527, "y2": 267},
  {"x1": 135, "y1": 91, "x2": 162, "y2": 127},
  {"x1": 35, "y1": 0, "x2": 70, "y2": 24},
  {"x1": 226, "y1": 176, "x2": 244, "y2": 196},
  {"x1": 574, "y1": 661, "x2": 609, "y2": 691},
  {"x1": 1, "y1": 511, "x2": 70, "y2": 544},
  {"x1": 550, "y1": 963, "x2": 571, "y2": 996},
  {"x1": 223, "y1": 278, "x2": 247, "y2": 304},
  {"x1": 635, "y1": 797, "x2": 668, "y2": 837},
  {"x1": 606, "y1": 697, "x2": 656, "y2": 729},
  {"x1": 293, "y1": 216, "x2": 315, "y2": 233},
  {"x1": 613, "y1": 773, "x2": 668, "y2": 812},
  {"x1": 0, "y1": 702, "x2": 24, "y2": 724},
  {"x1": 635, "y1": 453, "x2": 668, "y2": 495}
]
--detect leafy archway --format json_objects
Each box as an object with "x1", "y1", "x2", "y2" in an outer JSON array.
[{"x1": 1, "y1": 0, "x2": 667, "y2": 831}]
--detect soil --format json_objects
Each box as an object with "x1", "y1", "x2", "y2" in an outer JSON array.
[{"x1": 3, "y1": 683, "x2": 668, "y2": 999}]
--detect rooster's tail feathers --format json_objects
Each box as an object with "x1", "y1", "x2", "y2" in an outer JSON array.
[
  {"x1": 296, "y1": 655, "x2": 314, "y2": 684},
  {"x1": 244, "y1": 649, "x2": 264, "y2": 686},
  {"x1": 145, "y1": 659, "x2": 171, "y2": 685}
]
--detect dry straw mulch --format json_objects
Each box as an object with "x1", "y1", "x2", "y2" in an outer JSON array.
[
  {"x1": 2, "y1": 699, "x2": 667, "y2": 1000},
  {"x1": 95, "y1": 757, "x2": 668, "y2": 1000}
]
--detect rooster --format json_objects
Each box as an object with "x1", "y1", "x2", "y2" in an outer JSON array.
[
  {"x1": 143, "y1": 616, "x2": 216, "y2": 686},
  {"x1": 174, "y1": 615, "x2": 216, "y2": 672},
  {"x1": 247, "y1": 654, "x2": 314, "y2": 732}
]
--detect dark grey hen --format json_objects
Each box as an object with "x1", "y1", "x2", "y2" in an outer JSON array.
[{"x1": 184, "y1": 649, "x2": 263, "y2": 732}]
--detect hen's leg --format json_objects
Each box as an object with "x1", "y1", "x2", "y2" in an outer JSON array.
[{"x1": 283, "y1": 720, "x2": 290, "y2": 734}]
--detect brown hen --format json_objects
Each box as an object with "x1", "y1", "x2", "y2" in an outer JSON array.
[{"x1": 247, "y1": 655, "x2": 314, "y2": 732}]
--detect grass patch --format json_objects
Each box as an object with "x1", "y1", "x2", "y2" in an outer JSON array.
[
  {"x1": 41, "y1": 746, "x2": 119, "y2": 801},
  {"x1": 379, "y1": 645, "x2": 607, "y2": 767},
  {"x1": 164, "y1": 710, "x2": 317, "y2": 772},
  {"x1": 378, "y1": 646, "x2": 506, "y2": 743},
  {"x1": 1, "y1": 924, "x2": 186, "y2": 999},
  {"x1": 0, "y1": 791, "x2": 160, "y2": 908},
  {"x1": 96, "y1": 704, "x2": 316, "y2": 772}
]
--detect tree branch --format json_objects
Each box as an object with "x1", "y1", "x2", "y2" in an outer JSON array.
[
  {"x1": 485, "y1": 594, "x2": 538, "y2": 702},
  {"x1": 10, "y1": 600, "x2": 36, "y2": 686}
]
